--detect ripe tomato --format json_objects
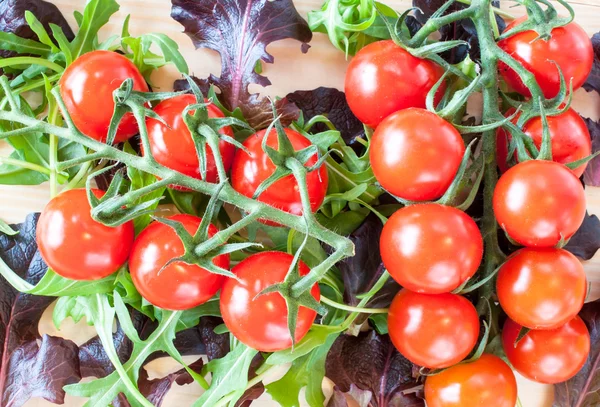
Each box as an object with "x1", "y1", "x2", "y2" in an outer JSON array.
[
  {"x1": 220, "y1": 251, "x2": 319, "y2": 352},
  {"x1": 493, "y1": 160, "x2": 586, "y2": 247},
  {"x1": 497, "y1": 248, "x2": 586, "y2": 330},
  {"x1": 502, "y1": 317, "x2": 590, "y2": 384},
  {"x1": 59, "y1": 50, "x2": 149, "y2": 143},
  {"x1": 498, "y1": 17, "x2": 593, "y2": 98},
  {"x1": 424, "y1": 354, "x2": 517, "y2": 407},
  {"x1": 36, "y1": 189, "x2": 134, "y2": 280},
  {"x1": 345, "y1": 40, "x2": 445, "y2": 128},
  {"x1": 370, "y1": 108, "x2": 465, "y2": 201},
  {"x1": 496, "y1": 107, "x2": 592, "y2": 177},
  {"x1": 387, "y1": 290, "x2": 480, "y2": 369},
  {"x1": 145, "y1": 94, "x2": 235, "y2": 184},
  {"x1": 129, "y1": 214, "x2": 229, "y2": 310},
  {"x1": 380, "y1": 204, "x2": 483, "y2": 294},
  {"x1": 230, "y1": 128, "x2": 328, "y2": 219}
]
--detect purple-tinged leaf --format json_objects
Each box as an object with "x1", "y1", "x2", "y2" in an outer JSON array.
[
  {"x1": 583, "y1": 33, "x2": 600, "y2": 94},
  {"x1": 138, "y1": 358, "x2": 203, "y2": 406},
  {"x1": 565, "y1": 212, "x2": 600, "y2": 261},
  {"x1": 583, "y1": 117, "x2": 600, "y2": 187}
]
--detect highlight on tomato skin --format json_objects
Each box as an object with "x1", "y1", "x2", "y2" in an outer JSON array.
[{"x1": 36, "y1": 188, "x2": 135, "y2": 281}]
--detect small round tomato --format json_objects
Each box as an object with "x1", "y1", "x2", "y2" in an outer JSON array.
[
  {"x1": 345, "y1": 40, "x2": 446, "y2": 128},
  {"x1": 220, "y1": 251, "x2": 319, "y2": 352},
  {"x1": 370, "y1": 108, "x2": 465, "y2": 201},
  {"x1": 502, "y1": 317, "x2": 590, "y2": 384},
  {"x1": 498, "y1": 17, "x2": 593, "y2": 98},
  {"x1": 387, "y1": 290, "x2": 480, "y2": 369},
  {"x1": 145, "y1": 94, "x2": 235, "y2": 184},
  {"x1": 129, "y1": 214, "x2": 229, "y2": 310},
  {"x1": 36, "y1": 189, "x2": 134, "y2": 280},
  {"x1": 496, "y1": 107, "x2": 592, "y2": 177},
  {"x1": 59, "y1": 50, "x2": 149, "y2": 143},
  {"x1": 230, "y1": 128, "x2": 328, "y2": 219},
  {"x1": 497, "y1": 248, "x2": 586, "y2": 330},
  {"x1": 424, "y1": 354, "x2": 517, "y2": 407},
  {"x1": 380, "y1": 204, "x2": 483, "y2": 294},
  {"x1": 493, "y1": 160, "x2": 586, "y2": 247}
]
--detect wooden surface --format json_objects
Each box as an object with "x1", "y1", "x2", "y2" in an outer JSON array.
[{"x1": 0, "y1": 0, "x2": 598, "y2": 406}]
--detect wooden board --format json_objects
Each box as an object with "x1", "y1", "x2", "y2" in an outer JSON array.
[{"x1": 1, "y1": 0, "x2": 599, "y2": 406}]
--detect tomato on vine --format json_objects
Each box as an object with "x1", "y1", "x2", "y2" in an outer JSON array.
[
  {"x1": 220, "y1": 251, "x2": 319, "y2": 352},
  {"x1": 380, "y1": 204, "x2": 483, "y2": 294},
  {"x1": 503, "y1": 317, "x2": 590, "y2": 384},
  {"x1": 424, "y1": 354, "x2": 517, "y2": 407},
  {"x1": 345, "y1": 40, "x2": 446, "y2": 128},
  {"x1": 129, "y1": 214, "x2": 229, "y2": 310},
  {"x1": 59, "y1": 50, "x2": 149, "y2": 143},
  {"x1": 370, "y1": 108, "x2": 465, "y2": 201},
  {"x1": 145, "y1": 94, "x2": 236, "y2": 184},
  {"x1": 387, "y1": 290, "x2": 480, "y2": 369},
  {"x1": 493, "y1": 160, "x2": 586, "y2": 247},
  {"x1": 36, "y1": 189, "x2": 134, "y2": 280},
  {"x1": 498, "y1": 17, "x2": 593, "y2": 98}
]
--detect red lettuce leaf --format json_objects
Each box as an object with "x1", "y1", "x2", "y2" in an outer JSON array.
[
  {"x1": 583, "y1": 33, "x2": 600, "y2": 94},
  {"x1": 138, "y1": 358, "x2": 203, "y2": 406},
  {"x1": 564, "y1": 212, "x2": 600, "y2": 261},
  {"x1": 583, "y1": 117, "x2": 600, "y2": 187},
  {"x1": 170, "y1": 0, "x2": 311, "y2": 129}
]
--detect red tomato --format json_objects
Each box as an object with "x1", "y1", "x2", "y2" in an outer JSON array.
[
  {"x1": 502, "y1": 317, "x2": 590, "y2": 384},
  {"x1": 36, "y1": 189, "x2": 134, "y2": 280},
  {"x1": 380, "y1": 204, "x2": 483, "y2": 294},
  {"x1": 345, "y1": 40, "x2": 446, "y2": 128},
  {"x1": 129, "y1": 214, "x2": 229, "y2": 310},
  {"x1": 145, "y1": 94, "x2": 235, "y2": 184},
  {"x1": 230, "y1": 128, "x2": 328, "y2": 219},
  {"x1": 220, "y1": 251, "x2": 319, "y2": 352},
  {"x1": 493, "y1": 160, "x2": 586, "y2": 247},
  {"x1": 496, "y1": 107, "x2": 592, "y2": 177},
  {"x1": 497, "y1": 248, "x2": 586, "y2": 330},
  {"x1": 498, "y1": 17, "x2": 593, "y2": 98},
  {"x1": 387, "y1": 290, "x2": 480, "y2": 369},
  {"x1": 59, "y1": 50, "x2": 149, "y2": 143},
  {"x1": 370, "y1": 108, "x2": 465, "y2": 201},
  {"x1": 424, "y1": 354, "x2": 517, "y2": 407}
]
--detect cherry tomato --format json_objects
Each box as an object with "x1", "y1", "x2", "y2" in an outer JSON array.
[
  {"x1": 36, "y1": 189, "x2": 134, "y2": 280},
  {"x1": 496, "y1": 107, "x2": 592, "y2": 177},
  {"x1": 497, "y1": 248, "x2": 586, "y2": 330},
  {"x1": 502, "y1": 317, "x2": 590, "y2": 384},
  {"x1": 129, "y1": 214, "x2": 229, "y2": 311},
  {"x1": 345, "y1": 40, "x2": 446, "y2": 128},
  {"x1": 220, "y1": 251, "x2": 319, "y2": 352},
  {"x1": 424, "y1": 354, "x2": 517, "y2": 407},
  {"x1": 59, "y1": 50, "x2": 149, "y2": 143},
  {"x1": 387, "y1": 290, "x2": 480, "y2": 369},
  {"x1": 493, "y1": 160, "x2": 586, "y2": 247},
  {"x1": 230, "y1": 128, "x2": 328, "y2": 220},
  {"x1": 370, "y1": 108, "x2": 465, "y2": 201},
  {"x1": 145, "y1": 94, "x2": 235, "y2": 184},
  {"x1": 498, "y1": 17, "x2": 593, "y2": 98},
  {"x1": 380, "y1": 204, "x2": 483, "y2": 294}
]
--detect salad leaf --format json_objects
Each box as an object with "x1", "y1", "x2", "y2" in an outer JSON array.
[
  {"x1": 170, "y1": 0, "x2": 312, "y2": 129},
  {"x1": 0, "y1": 219, "x2": 17, "y2": 236},
  {"x1": 564, "y1": 212, "x2": 600, "y2": 261},
  {"x1": 583, "y1": 117, "x2": 600, "y2": 187},
  {"x1": 583, "y1": 32, "x2": 600, "y2": 95},
  {"x1": 138, "y1": 358, "x2": 203, "y2": 407},
  {"x1": 69, "y1": 0, "x2": 120, "y2": 58}
]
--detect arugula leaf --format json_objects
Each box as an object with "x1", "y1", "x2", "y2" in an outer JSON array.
[
  {"x1": 140, "y1": 33, "x2": 189, "y2": 74},
  {"x1": 0, "y1": 32, "x2": 50, "y2": 56},
  {"x1": 0, "y1": 219, "x2": 18, "y2": 236},
  {"x1": 267, "y1": 324, "x2": 341, "y2": 365},
  {"x1": 70, "y1": 0, "x2": 120, "y2": 58},
  {"x1": 24, "y1": 11, "x2": 59, "y2": 53}
]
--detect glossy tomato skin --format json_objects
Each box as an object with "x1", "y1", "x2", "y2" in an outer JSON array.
[
  {"x1": 36, "y1": 189, "x2": 134, "y2": 280},
  {"x1": 59, "y1": 50, "x2": 149, "y2": 143},
  {"x1": 424, "y1": 354, "x2": 517, "y2": 407},
  {"x1": 496, "y1": 107, "x2": 592, "y2": 177},
  {"x1": 493, "y1": 160, "x2": 586, "y2": 247},
  {"x1": 503, "y1": 317, "x2": 590, "y2": 384},
  {"x1": 380, "y1": 204, "x2": 483, "y2": 294},
  {"x1": 220, "y1": 251, "x2": 319, "y2": 352},
  {"x1": 129, "y1": 214, "x2": 229, "y2": 311},
  {"x1": 370, "y1": 108, "x2": 465, "y2": 201},
  {"x1": 497, "y1": 248, "x2": 586, "y2": 330},
  {"x1": 345, "y1": 40, "x2": 446, "y2": 128},
  {"x1": 230, "y1": 128, "x2": 328, "y2": 219},
  {"x1": 146, "y1": 94, "x2": 235, "y2": 184},
  {"x1": 498, "y1": 17, "x2": 593, "y2": 98},
  {"x1": 387, "y1": 290, "x2": 480, "y2": 369}
]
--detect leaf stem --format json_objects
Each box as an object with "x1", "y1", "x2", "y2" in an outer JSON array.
[
  {"x1": 0, "y1": 56, "x2": 63, "y2": 73},
  {"x1": 0, "y1": 156, "x2": 68, "y2": 183},
  {"x1": 321, "y1": 295, "x2": 388, "y2": 314}
]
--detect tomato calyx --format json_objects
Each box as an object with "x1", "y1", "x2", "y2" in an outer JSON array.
[{"x1": 497, "y1": 2, "x2": 574, "y2": 42}]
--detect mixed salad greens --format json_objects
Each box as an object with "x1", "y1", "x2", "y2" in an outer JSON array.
[{"x1": 0, "y1": 0, "x2": 600, "y2": 406}]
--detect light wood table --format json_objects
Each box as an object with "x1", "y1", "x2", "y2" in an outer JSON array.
[{"x1": 1, "y1": 1, "x2": 598, "y2": 406}]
